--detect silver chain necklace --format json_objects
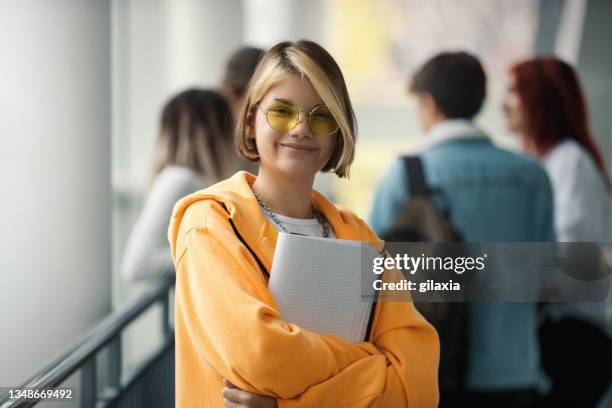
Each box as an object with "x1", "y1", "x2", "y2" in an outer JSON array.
[{"x1": 254, "y1": 192, "x2": 330, "y2": 238}]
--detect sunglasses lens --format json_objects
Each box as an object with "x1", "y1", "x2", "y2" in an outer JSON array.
[
  {"x1": 265, "y1": 102, "x2": 298, "y2": 132},
  {"x1": 309, "y1": 106, "x2": 339, "y2": 136}
]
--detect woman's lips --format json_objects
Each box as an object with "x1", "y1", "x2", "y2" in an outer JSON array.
[{"x1": 279, "y1": 143, "x2": 318, "y2": 154}]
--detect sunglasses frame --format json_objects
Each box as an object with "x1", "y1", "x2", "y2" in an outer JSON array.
[{"x1": 255, "y1": 101, "x2": 339, "y2": 137}]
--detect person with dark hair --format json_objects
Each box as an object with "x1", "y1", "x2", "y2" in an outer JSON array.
[
  {"x1": 220, "y1": 46, "x2": 265, "y2": 176},
  {"x1": 220, "y1": 46, "x2": 265, "y2": 114},
  {"x1": 369, "y1": 51, "x2": 555, "y2": 407},
  {"x1": 122, "y1": 88, "x2": 237, "y2": 282},
  {"x1": 410, "y1": 51, "x2": 486, "y2": 121},
  {"x1": 505, "y1": 56, "x2": 612, "y2": 408}
]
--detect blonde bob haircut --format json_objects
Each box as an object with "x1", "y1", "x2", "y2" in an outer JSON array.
[{"x1": 235, "y1": 40, "x2": 357, "y2": 178}]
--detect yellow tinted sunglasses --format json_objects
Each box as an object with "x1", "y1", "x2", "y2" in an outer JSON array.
[{"x1": 258, "y1": 99, "x2": 339, "y2": 137}]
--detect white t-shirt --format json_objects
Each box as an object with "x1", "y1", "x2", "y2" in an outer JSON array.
[{"x1": 260, "y1": 209, "x2": 336, "y2": 239}]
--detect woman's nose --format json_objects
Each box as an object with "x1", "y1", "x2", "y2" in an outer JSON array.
[{"x1": 291, "y1": 112, "x2": 313, "y2": 138}]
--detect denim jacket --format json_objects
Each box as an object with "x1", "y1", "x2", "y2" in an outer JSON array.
[{"x1": 368, "y1": 130, "x2": 555, "y2": 390}]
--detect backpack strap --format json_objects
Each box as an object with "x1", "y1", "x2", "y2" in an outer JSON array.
[
  {"x1": 402, "y1": 156, "x2": 430, "y2": 196},
  {"x1": 401, "y1": 156, "x2": 460, "y2": 238}
]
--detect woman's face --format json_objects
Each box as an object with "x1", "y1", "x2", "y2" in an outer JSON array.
[
  {"x1": 252, "y1": 75, "x2": 338, "y2": 179},
  {"x1": 502, "y1": 73, "x2": 526, "y2": 134}
]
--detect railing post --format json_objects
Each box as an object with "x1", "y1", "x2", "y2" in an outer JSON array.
[
  {"x1": 162, "y1": 290, "x2": 172, "y2": 340},
  {"x1": 80, "y1": 357, "x2": 96, "y2": 407},
  {"x1": 97, "y1": 336, "x2": 122, "y2": 404},
  {"x1": 108, "y1": 336, "x2": 122, "y2": 390}
]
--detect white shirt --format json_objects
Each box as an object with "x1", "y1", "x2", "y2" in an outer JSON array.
[
  {"x1": 121, "y1": 166, "x2": 205, "y2": 282},
  {"x1": 541, "y1": 139, "x2": 611, "y2": 334},
  {"x1": 426, "y1": 119, "x2": 487, "y2": 145},
  {"x1": 260, "y1": 210, "x2": 336, "y2": 239},
  {"x1": 543, "y1": 139, "x2": 611, "y2": 242}
]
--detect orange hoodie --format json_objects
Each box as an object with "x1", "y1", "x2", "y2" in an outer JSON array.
[{"x1": 168, "y1": 172, "x2": 439, "y2": 407}]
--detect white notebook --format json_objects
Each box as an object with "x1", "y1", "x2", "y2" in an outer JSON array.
[{"x1": 268, "y1": 232, "x2": 379, "y2": 343}]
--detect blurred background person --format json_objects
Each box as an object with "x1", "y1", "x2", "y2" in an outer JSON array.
[
  {"x1": 219, "y1": 46, "x2": 264, "y2": 115},
  {"x1": 369, "y1": 51, "x2": 555, "y2": 408},
  {"x1": 504, "y1": 56, "x2": 612, "y2": 408},
  {"x1": 220, "y1": 46, "x2": 265, "y2": 175},
  {"x1": 121, "y1": 89, "x2": 235, "y2": 283}
]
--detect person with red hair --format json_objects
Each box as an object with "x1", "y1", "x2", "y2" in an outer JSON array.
[{"x1": 504, "y1": 56, "x2": 612, "y2": 407}]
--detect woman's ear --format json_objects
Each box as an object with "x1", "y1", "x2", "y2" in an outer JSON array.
[
  {"x1": 245, "y1": 108, "x2": 254, "y2": 128},
  {"x1": 244, "y1": 109, "x2": 259, "y2": 159}
]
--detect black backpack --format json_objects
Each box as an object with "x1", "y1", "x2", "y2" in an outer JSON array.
[{"x1": 381, "y1": 156, "x2": 468, "y2": 400}]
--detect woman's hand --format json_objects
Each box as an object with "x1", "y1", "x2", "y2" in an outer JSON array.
[{"x1": 222, "y1": 379, "x2": 278, "y2": 408}]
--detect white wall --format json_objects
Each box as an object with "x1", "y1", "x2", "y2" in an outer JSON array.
[
  {"x1": 0, "y1": 0, "x2": 111, "y2": 386},
  {"x1": 576, "y1": 0, "x2": 612, "y2": 183},
  {"x1": 112, "y1": 0, "x2": 244, "y2": 193},
  {"x1": 242, "y1": 0, "x2": 325, "y2": 47}
]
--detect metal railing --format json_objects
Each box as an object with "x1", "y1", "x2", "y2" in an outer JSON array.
[{"x1": 0, "y1": 277, "x2": 175, "y2": 408}]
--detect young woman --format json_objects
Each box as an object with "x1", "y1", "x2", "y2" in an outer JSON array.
[
  {"x1": 503, "y1": 56, "x2": 612, "y2": 408},
  {"x1": 122, "y1": 89, "x2": 236, "y2": 282},
  {"x1": 169, "y1": 40, "x2": 439, "y2": 407}
]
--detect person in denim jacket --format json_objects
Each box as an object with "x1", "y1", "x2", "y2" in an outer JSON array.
[{"x1": 369, "y1": 51, "x2": 555, "y2": 408}]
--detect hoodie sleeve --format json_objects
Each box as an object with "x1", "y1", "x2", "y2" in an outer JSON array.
[
  {"x1": 174, "y1": 221, "x2": 382, "y2": 399},
  {"x1": 277, "y1": 267, "x2": 440, "y2": 408}
]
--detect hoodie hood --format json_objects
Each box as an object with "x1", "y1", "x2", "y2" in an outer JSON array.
[{"x1": 168, "y1": 171, "x2": 380, "y2": 273}]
